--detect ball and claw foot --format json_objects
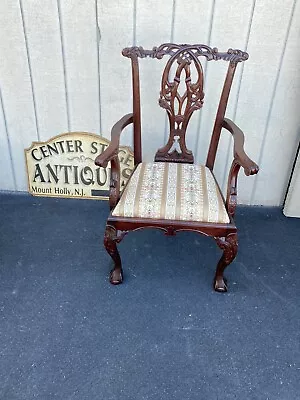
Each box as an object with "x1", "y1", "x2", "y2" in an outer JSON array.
[
  {"x1": 214, "y1": 276, "x2": 228, "y2": 292},
  {"x1": 109, "y1": 268, "x2": 123, "y2": 285}
]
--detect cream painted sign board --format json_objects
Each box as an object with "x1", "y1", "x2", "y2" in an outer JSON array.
[{"x1": 25, "y1": 133, "x2": 134, "y2": 200}]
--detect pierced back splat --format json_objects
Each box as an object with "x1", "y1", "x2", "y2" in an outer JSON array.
[
  {"x1": 155, "y1": 50, "x2": 204, "y2": 163},
  {"x1": 122, "y1": 43, "x2": 249, "y2": 166}
]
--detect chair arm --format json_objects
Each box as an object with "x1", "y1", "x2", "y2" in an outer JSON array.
[
  {"x1": 95, "y1": 113, "x2": 133, "y2": 210},
  {"x1": 221, "y1": 118, "x2": 259, "y2": 219},
  {"x1": 222, "y1": 118, "x2": 259, "y2": 176},
  {"x1": 95, "y1": 113, "x2": 134, "y2": 168}
]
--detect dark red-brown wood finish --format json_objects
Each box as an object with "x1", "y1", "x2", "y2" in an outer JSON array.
[{"x1": 95, "y1": 43, "x2": 259, "y2": 292}]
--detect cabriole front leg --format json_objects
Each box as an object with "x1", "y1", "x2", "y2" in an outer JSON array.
[
  {"x1": 104, "y1": 225, "x2": 124, "y2": 285},
  {"x1": 214, "y1": 233, "x2": 238, "y2": 292}
]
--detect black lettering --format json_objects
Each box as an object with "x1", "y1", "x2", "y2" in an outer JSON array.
[
  {"x1": 59, "y1": 165, "x2": 72, "y2": 184},
  {"x1": 73, "y1": 165, "x2": 79, "y2": 184},
  {"x1": 33, "y1": 164, "x2": 45, "y2": 182},
  {"x1": 122, "y1": 153, "x2": 133, "y2": 167},
  {"x1": 90, "y1": 142, "x2": 98, "y2": 154},
  {"x1": 122, "y1": 167, "x2": 133, "y2": 180},
  {"x1": 40, "y1": 145, "x2": 49, "y2": 158},
  {"x1": 31, "y1": 186, "x2": 51, "y2": 194},
  {"x1": 80, "y1": 167, "x2": 94, "y2": 185},
  {"x1": 47, "y1": 143, "x2": 59, "y2": 156},
  {"x1": 74, "y1": 140, "x2": 83, "y2": 153},
  {"x1": 96, "y1": 167, "x2": 107, "y2": 186},
  {"x1": 46, "y1": 164, "x2": 59, "y2": 183},
  {"x1": 57, "y1": 141, "x2": 65, "y2": 153},
  {"x1": 31, "y1": 148, "x2": 42, "y2": 161},
  {"x1": 66, "y1": 140, "x2": 74, "y2": 153},
  {"x1": 100, "y1": 143, "x2": 108, "y2": 153},
  {"x1": 91, "y1": 142, "x2": 108, "y2": 155}
]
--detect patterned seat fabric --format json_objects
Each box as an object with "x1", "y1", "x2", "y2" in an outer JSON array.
[{"x1": 112, "y1": 162, "x2": 230, "y2": 224}]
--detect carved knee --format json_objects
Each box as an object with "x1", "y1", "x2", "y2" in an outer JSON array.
[
  {"x1": 214, "y1": 233, "x2": 238, "y2": 292},
  {"x1": 215, "y1": 233, "x2": 238, "y2": 265},
  {"x1": 104, "y1": 225, "x2": 127, "y2": 285}
]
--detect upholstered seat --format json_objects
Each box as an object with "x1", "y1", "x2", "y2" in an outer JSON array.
[{"x1": 112, "y1": 162, "x2": 230, "y2": 224}]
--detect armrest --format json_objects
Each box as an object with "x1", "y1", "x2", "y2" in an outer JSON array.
[
  {"x1": 222, "y1": 118, "x2": 259, "y2": 176},
  {"x1": 221, "y1": 118, "x2": 259, "y2": 218},
  {"x1": 95, "y1": 113, "x2": 133, "y2": 168}
]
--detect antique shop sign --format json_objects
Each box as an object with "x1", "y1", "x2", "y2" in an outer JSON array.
[{"x1": 25, "y1": 132, "x2": 134, "y2": 200}]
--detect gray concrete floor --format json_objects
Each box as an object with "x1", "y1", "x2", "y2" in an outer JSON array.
[{"x1": 0, "y1": 193, "x2": 299, "y2": 400}]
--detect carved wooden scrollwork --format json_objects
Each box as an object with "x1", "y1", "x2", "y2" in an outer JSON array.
[{"x1": 122, "y1": 43, "x2": 249, "y2": 64}]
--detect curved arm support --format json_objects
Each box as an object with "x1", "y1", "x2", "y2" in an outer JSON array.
[
  {"x1": 95, "y1": 113, "x2": 133, "y2": 168},
  {"x1": 222, "y1": 118, "x2": 259, "y2": 218},
  {"x1": 222, "y1": 118, "x2": 259, "y2": 176},
  {"x1": 94, "y1": 113, "x2": 133, "y2": 209},
  {"x1": 226, "y1": 160, "x2": 241, "y2": 218}
]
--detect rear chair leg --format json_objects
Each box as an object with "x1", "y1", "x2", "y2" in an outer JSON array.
[
  {"x1": 214, "y1": 233, "x2": 238, "y2": 292},
  {"x1": 104, "y1": 225, "x2": 124, "y2": 285}
]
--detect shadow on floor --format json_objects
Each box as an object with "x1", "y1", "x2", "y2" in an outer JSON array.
[{"x1": 0, "y1": 193, "x2": 299, "y2": 400}]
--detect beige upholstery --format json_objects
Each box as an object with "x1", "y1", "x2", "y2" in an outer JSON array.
[{"x1": 112, "y1": 162, "x2": 230, "y2": 224}]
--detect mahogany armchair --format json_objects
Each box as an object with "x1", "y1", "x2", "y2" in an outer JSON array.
[{"x1": 95, "y1": 43, "x2": 259, "y2": 292}]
